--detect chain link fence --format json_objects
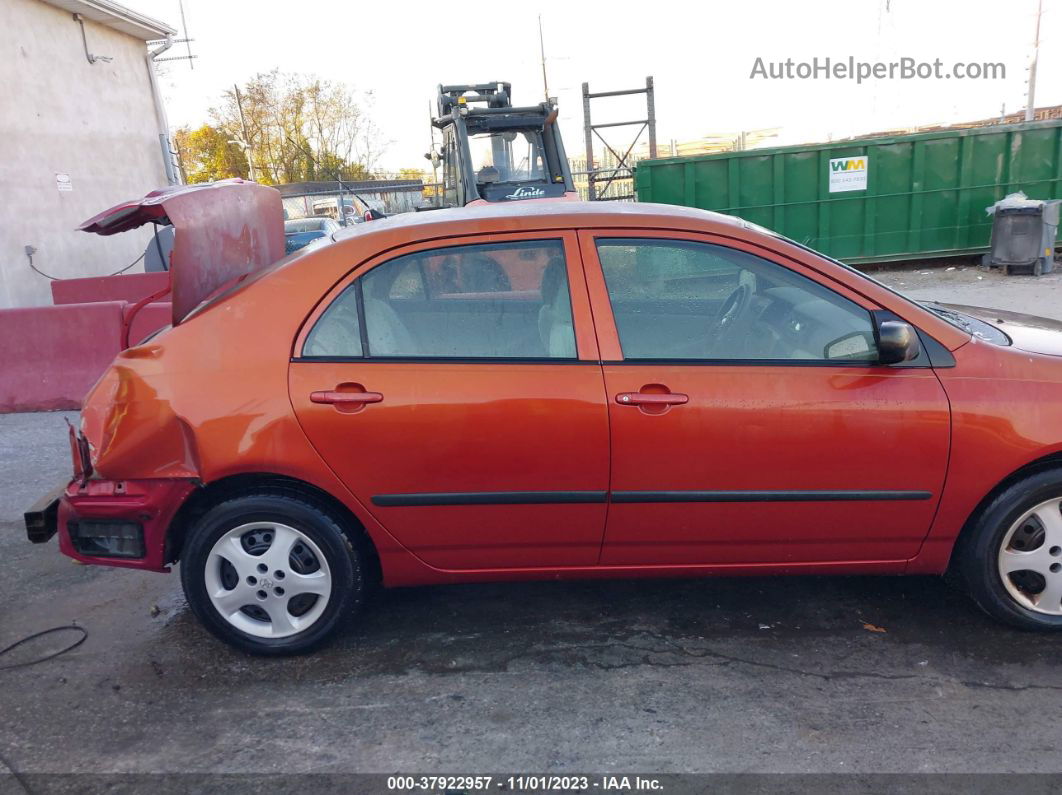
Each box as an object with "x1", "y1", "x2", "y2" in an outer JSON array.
[
  {"x1": 278, "y1": 180, "x2": 426, "y2": 222},
  {"x1": 571, "y1": 168, "x2": 636, "y2": 202}
]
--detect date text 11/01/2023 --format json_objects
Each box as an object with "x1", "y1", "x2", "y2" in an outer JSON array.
[{"x1": 386, "y1": 775, "x2": 664, "y2": 791}]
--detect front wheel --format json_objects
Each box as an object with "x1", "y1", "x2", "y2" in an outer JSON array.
[
  {"x1": 958, "y1": 468, "x2": 1062, "y2": 631},
  {"x1": 180, "y1": 494, "x2": 364, "y2": 655}
]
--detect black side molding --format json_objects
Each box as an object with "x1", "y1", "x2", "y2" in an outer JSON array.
[
  {"x1": 371, "y1": 490, "x2": 932, "y2": 507},
  {"x1": 372, "y1": 491, "x2": 608, "y2": 507},
  {"x1": 611, "y1": 490, "x2": 933, "y2": 503}
]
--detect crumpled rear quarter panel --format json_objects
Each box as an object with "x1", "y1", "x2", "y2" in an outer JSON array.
[{"x1": 76, "y1": 241, "x2": 414, "y2": 574}]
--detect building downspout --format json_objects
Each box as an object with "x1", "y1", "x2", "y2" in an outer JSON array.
[{"x1": 146, "y1": 36, "x2": 178, "y2": 185}]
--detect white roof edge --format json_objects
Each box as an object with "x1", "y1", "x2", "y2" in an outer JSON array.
[{"x1": 42, "y1": 0, "x2": 177, "y2": 40}]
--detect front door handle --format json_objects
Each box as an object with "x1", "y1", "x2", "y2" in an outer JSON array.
[
  {"x1": 310, "y1": 390, "x2": 383, "y2": 405},
  {"x1": 615, "y1": 391, "x2": 688, "y2": 406}
]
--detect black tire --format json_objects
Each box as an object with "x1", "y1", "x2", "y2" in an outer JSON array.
[
  {"x1": 957, "y1": 467, "x2": 1062, "y2": 631},
  {"x1": 179, "y1": 493, "x2": 364, "y2": 655}
]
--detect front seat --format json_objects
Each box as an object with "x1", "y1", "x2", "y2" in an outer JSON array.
[{"x1": 537, "y1": 261, "x2": 576, "y2": 357}]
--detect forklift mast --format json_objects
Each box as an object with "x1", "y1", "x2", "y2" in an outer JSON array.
[{"x1": 430, "y1": 82, "x2": 576, "y2": 207}]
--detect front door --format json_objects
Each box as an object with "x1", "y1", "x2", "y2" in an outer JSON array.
[
  {"x1": 289, "y1": 232, "x2": 609, "y2": 570},
  {"x1": 579, "y1": 231, "x2": 950, "y2": 567}
]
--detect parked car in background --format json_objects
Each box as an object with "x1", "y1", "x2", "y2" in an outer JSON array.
[
  {"x1": 285, "y1": 217, "x2": 340, "y2": 254},
  {"x1": 25, "y1": 201, "x2": 1062, "y2": 655},
  {"x1": 342, "y1": 194, "x2": 387, "y2": 224}
]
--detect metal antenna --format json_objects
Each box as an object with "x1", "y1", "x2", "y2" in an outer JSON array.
[
  {"x1": 538, "y1": 14, "x2": 550, "y2": 103},
  {"x1": 148, "y1": 0, "x2": 197, "y2": 67},
  {"x1": 178, "y1": 0, "x2": 193, "y2": 70}
]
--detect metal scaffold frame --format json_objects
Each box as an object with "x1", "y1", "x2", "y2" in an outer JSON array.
[{"x1": 581, "y1": 76, "x2": 657, "y2": 201}]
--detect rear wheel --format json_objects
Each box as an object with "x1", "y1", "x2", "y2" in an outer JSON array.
[
  {"x1": 959, "y1": 468, "x2": 1062, "y2": 630},
  {"x1": 180, "y1": 494, "x2": 364, "y2": 655}
]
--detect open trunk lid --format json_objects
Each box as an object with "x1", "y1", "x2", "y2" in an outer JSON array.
[{"x1": 78, "y1": 179, "x2": 284, "y2": 325}]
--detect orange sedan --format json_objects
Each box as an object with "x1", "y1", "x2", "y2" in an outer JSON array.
[{"x1": 25, "y1": 199, "x2": 1062, "y2": 654}]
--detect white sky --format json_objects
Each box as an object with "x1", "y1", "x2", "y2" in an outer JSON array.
[{"x1": 127, "y1": 0, "x2": 1059, "y2": 172}]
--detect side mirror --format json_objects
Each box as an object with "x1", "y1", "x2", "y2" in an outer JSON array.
[{"x1": 877, "y1": 320, "x2": 919, "y2": 365}]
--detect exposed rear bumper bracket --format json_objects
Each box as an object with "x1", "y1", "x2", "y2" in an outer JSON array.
[{"x1": 24, "y1": 485, "x2": 64, "y2": 543}]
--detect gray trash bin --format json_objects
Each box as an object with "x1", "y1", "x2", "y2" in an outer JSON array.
[{"x1": 984, "y1": 193, "x2": 1060, "y2": 276}]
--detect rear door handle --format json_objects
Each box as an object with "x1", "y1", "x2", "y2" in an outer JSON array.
[
  {"x1": 615, "y1": 392, "x2": 688, "y2": 406},
  {"x1": 310, "y1": 390, "x2": 384, "y2": 405}
]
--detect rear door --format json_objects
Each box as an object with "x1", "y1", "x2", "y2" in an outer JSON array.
[
  {"x1": 289, "y1": 232, "x2": 610, "y2": 570},
  {"x1": 580, "y1": 230, "x2": 950, "y2": 567}
]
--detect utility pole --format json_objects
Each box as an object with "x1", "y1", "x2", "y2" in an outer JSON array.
[
  {"x1": 1025, "y1": 0, "x2": 1043, "y2": 122},
  {"x1": 178, "y1": 0, "x2": 193, "y2": 70},
  {"x1": 234, "y1": 84, "x2": 257, "y2": 182},
  {"x1": 538, "y1": 14, "x2": 549, "y2": 103}
]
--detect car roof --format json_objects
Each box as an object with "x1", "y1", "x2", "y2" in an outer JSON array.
[{"x1": 332, "y1": 200, "x2": 751, "y2": 244}]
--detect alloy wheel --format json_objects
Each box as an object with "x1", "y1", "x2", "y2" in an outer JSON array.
[
  {"x1": 203, "y1": 522, "x2": 332, "y2": 638},
  {"x1": 998, "y1": 497, "x2": 1062, "y2": 615}
]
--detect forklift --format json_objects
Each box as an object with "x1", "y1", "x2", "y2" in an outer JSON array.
[{"x1": 426, "y1": 82, "x2": 577, "y2": 207}]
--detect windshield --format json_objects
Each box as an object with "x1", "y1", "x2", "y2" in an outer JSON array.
[
  {"x1": 757, "y1": 225, "x2": 1014, "y2": 346},
  {"x1": 468, "y1": 130, "x2": 546, "y2": 185}
]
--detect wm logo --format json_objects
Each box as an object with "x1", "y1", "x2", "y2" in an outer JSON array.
[{"x1": 831, "y1": 158, "x2": 866, "y2": 172}]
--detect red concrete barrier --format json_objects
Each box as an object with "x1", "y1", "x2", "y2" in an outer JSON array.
[
  {"x1": 2, "y1": 276, "x2": 172, "y2": 412},
  {"x1": 7, "y1": 181, "x2": 281, "y2": 412},
  {"x1": 0, "y1": 303, "x2": 125, "y2": 412},
  {"x1": 51, "y1": 272, "x2": 170, "y2": 306}
]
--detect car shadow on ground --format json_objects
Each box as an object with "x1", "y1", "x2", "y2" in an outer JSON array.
[{"x1": 138, "y1": 573, "x2": 1053, "y2": 688}]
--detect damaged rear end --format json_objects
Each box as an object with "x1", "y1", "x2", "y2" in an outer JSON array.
[
  {"x1": 31, "y1": 360, "x2": 201, "y2": 571},
  {"x1": 24, "y1": 180, "x2": 284, "y2": 572}
]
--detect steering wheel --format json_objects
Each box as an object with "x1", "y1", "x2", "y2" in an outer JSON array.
[{"x1": 706, "y1": 283, "x2": 753, "y2": 356}]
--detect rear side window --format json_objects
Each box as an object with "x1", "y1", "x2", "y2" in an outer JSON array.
[
  {"x1": 597, "y1": 238, "x2": 878, "y2": 362},
  {"x1": 302, "y1": 239, "x2": 576, "y2": 359},
  {"x1": 303, "y1": 284, "x2": 361, "y2": 357}
]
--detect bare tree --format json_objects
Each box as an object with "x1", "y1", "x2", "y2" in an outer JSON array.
[{"x1": 209, "y1": 70, "x2": 388, "y2": 184}]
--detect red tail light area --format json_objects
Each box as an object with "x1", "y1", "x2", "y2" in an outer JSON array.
[{"x1": 57, "y1": 479, "x2": 197, "y2": 572}]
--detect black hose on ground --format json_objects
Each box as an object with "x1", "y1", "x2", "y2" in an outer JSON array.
[{"x1": 0, "y1": 625, "x2": 87, "y2": 671}]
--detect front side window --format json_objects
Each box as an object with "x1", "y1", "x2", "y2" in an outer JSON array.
[
  {"x1": 597, "y1": 238, "x2": 878, "y2": 362},
  {"x1": 303, "y1": 239, "x2": 576, "y2": 359}
]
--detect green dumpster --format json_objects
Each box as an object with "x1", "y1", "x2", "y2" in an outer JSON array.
[{"x1": 634, "y1": 119, "x2": 1062, "y2": 264}]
